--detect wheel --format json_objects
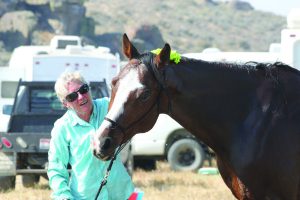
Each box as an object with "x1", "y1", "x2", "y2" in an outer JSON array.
[
  {"x1": 22, "y1": 174, "x2": 40, "y2": 188},
  {"x1": 0, "y1": 176, "x2": 16, "y2": 191},
  {"x1": 167, "y1": 138, "x2": 205, "y2": 171}
]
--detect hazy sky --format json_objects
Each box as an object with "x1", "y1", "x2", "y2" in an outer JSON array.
[{"x1": 219, "y1": 0, "x2": 300, "y2": 16}]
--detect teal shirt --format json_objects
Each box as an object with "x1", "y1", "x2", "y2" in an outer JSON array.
[{"x1": 47, "y1": 98, "x2": 134, "y2": 200}]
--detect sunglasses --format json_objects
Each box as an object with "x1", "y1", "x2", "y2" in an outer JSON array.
[{"x1": 65, "y1": 84, "x2": 89, "y2": 102}]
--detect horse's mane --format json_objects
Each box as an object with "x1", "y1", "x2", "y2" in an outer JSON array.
[
  {"x1": 139, "y1": 53, "x2": 300, "y2": 82},
  {"x1": 246, "y1": 61, "x2": 300, "y2": 74},
  {"x1": 181, "y1": 56, "x2": 300, "y2": 75}
]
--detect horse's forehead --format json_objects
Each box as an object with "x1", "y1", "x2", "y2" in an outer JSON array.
[
  {"x1": 107, "y1": 67, "x2": 143, "y2": 120},
  {"x1": 119, "y1": 66, "x2": 144, "y2": 92},
  {"x1": 121, "y1": 59, "x2": 148, "y2": 80}
]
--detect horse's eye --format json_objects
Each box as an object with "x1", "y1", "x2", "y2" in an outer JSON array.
[{"x1": 139, "y1": 89, "x2": 151, "y2": 102}]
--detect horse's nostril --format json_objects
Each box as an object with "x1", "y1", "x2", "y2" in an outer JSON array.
[{"x1": 101, "y1": 137, "x2": 112, "y2": 151}]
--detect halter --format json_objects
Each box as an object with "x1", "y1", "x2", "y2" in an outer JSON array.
[
  {"x1": 103, "y1": 57, "x2": 172, "y2": 138},
  {"x1": 104, "y1": 86, "x2": 162, "y2": 136},
  {"x1": 95, "y1": 57, "x2": 172, "y2": 199},
  {"x1": 95, "y1": 88, "x2": 162, "y2": 200}
]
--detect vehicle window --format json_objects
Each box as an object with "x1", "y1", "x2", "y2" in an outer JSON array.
[
  {"x1": 30, "y1": 89, "x2": 65, "y2": 112},
  {"x1": 29, "y1": 83, "x2": 108, "y2": 113},
  {"x1": 90, "y1": 83, "x2": 109, "y2": 98}
]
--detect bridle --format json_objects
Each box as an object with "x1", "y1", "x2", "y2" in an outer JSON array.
[
  {"x1": 104, "y1": 56, "x2": 172, "y2": 140},
  {"x1": 104, "y1": 85, "x2": 163, "y2": 137},
  {"x1": 95, "y1": 107, "x2": 159, "y2": 200},
  {"x1": 95, "y1": 56, "x2": 172, "y2": 200}
]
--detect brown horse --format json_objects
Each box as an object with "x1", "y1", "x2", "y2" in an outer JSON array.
[{"x1": 93, "y1": 34, "x2": 300, "y2": 200}]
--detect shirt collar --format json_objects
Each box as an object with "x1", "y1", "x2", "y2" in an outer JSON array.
[{"x1": 68, "y1": 101, "x2": 96, "y2": 126}]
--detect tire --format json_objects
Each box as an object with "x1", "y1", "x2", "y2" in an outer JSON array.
[
  {"x1": 22, "y1": 174, "x2": 40, "y2": 188},
  {"x1": 0, "y1": 176, "x2": 16, "y2": 191},
  {"x1": 167, "y1": 138, "x2": 205, "y2": 171}
]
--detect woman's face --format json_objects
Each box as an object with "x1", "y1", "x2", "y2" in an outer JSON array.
[{"x1": 64, "y1": 81, "x2": 93, "y2": 121}]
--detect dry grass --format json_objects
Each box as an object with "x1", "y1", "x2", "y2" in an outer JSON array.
[
  {"x1": 133, "y1": 161, "x2": 234, "y2": 200},
  {"x1": 0, "y1": 161, "x2": 235, "y2": 200},
  {"x1": 0, "y1": 177, "x2": 51, "y2": 200}
]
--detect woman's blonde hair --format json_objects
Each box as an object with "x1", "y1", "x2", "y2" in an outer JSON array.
[{"x1": 55, "y1": 71, "x2": 88, "y2": 102}]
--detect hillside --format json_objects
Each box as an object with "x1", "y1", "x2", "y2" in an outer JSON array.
[
  {"x1": 85, "y1": 0, "x2": 286, "y2": 52},
  {"x1": 0, "y1": 0, "x2": 287, "y2": 65}
]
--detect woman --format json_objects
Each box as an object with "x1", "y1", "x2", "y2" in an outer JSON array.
[{"x1": 47, "y1": 71, "x2": 134, "y2": 199}]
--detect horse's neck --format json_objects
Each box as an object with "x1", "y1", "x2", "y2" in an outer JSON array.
[{"x1": 165, "y1": 60, "x2": 257, "y2": 151}]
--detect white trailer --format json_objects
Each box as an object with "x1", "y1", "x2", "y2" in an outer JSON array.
[{"x1": 8, "y1": 35, "x2": 120, "y2": 82}]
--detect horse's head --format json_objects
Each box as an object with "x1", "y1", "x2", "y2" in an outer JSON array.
[{"x1": 93, "y1": 33, "x2": 171, "y2": 160}]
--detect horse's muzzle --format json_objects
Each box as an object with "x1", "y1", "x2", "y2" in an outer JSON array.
[
  {"x1": 92, "y1": 120, "x2": 124, "y2": 161},
  {"x1": 100, "y1": 136, "x2": 112, "y2": 151},
  {"x1": 93, "y1": 136, "x2": 116, "y2": 161},
  {"x1": 93, "y1": 149, "x2": 113, "y2": 161}
]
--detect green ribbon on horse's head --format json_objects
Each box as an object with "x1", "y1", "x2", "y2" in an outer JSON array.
[{"x1": 151, "y1": 48, "x2": 181, "y2": 64}]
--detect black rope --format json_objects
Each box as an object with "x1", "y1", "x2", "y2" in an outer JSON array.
[{"x1": 94, "y1": 141, "x2": 129, "y2": 200}]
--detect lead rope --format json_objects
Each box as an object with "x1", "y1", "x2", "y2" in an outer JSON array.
[{"x1": 94, "y1": 140, "x2": 129, "y2": 200}]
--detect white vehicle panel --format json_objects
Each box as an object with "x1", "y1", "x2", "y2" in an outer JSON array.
[{"x1": 131, "y1": 114, "x2": 183, "y2": 156}]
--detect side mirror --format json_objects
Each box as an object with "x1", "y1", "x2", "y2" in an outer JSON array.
[{"x1": 2, "y1": 104, "x2": 13, "y2": 115}]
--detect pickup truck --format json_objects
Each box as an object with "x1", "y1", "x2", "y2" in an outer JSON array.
[
  {"x1": 0, "y1": 80, "x2": 133, "y2": 190},
  {"x1": 132, "y1": 114, "x2": 214, "y2": 171}
]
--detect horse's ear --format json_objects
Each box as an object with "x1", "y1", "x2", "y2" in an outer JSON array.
[
  {"x1": 154, "y1": 43, "x2": 171, "y2": 69},
  {"x1": 122, "y1": 33, "x2": 140, "y2": 59}
]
